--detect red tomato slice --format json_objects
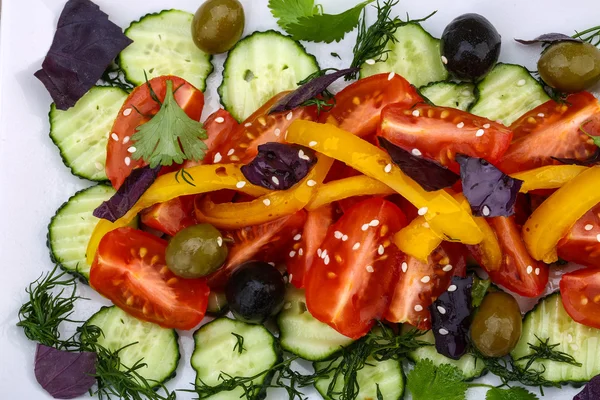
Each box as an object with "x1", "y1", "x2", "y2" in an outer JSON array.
[
  {"x1": 560, "y1": 268, "x2": 600, "y2": 329},
  {"x1": 206, "y1": 210, "x2": 307, "y2": 288},
  {"x1": 499, "y1": 92, "x2": 600, "y2": 174},
  {"x1": 287, "y1": 205, "x2": 335, "y2": 288},
  {"x1": 140, "y1": 195, "x2": 197, "y2": 236},
  {"x1": 90, "y1": 227, "x2": 209, "y2": 330},
  {"x1": 320, "y1": 73, "x2": 423, "y2": 137},
  {"x1": 305, "y1": 198, "x2": 408, "y2": 339},
  {"x1": 385, "y1": 243, "x2": 467, "y2": 330},
  {"x1": 378, "y1": 103, "x2": 513, "y2": 171},
  {"x1": 558, "y1": 202, "x2": 600, "y2": 268},
  {"x1": 106, "y1": 76, "x2": 205, "y2": 189},
  {"x1": 184, "y1": 108, "x2": 239, "y2": 167},
  {"x1": 486, "y1": 216, "x2": 548, "y2": 297}
]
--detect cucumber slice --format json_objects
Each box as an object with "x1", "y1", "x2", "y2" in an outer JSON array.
[
  {"x1": 48, "y1": 185, "x2": 116, "y2": 281},
  {"x1": 314, "y1": 356, "x2": 404, "y2": 400},
  {"x1": 85, "y1": 306, "x2": 180, "y2": 387},
  {"x1": 360, "y1": 23, "x2": 448, "y2": 87},
  {"x1": 218, "y1": 30, "x2": 319, "y2": 121},
  {"x1": 419, "y1": 81, "x2": 476, "y2": 111},
  {"x1": 50, "y1": 86, "x2": 127, "y2": 181},
  {"x1": 470, "y1": 63, "x2": 550, "y2": 126},
  {"x1": 512, "y1": 293, "x2": 600, "y2": 384},
  {"x1": 119, "y1": 10, "x2": 213, "y2": 91},
  {"x1": 401, "y1": 326, "x2": 486, "y2": 380},
  {"x1": 191, "y1": 317, "x2": 281, "y2": 399},
  {"x1": 278, "y1": 286, "x2": 354, "y2": 361}
]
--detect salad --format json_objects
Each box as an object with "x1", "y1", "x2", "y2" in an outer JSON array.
[{"x1": 13, "y1": 0, "x2": 600, "y2": 399}]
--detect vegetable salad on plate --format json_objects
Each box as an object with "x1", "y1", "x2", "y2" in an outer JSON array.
[{"x1": 16, "y1": 0, "x2": 600, "y2": 398}]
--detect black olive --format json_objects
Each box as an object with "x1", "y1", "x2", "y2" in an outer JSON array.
[
  {"x1": 440, "y1": 13, "x2": 501, "y2": 81},
  {"x1": 226, "y1": 261, "x2": 285, "y2": 324}
]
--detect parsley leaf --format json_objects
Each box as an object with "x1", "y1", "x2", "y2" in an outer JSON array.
[
  {"x1": 132, "y1": 80, "x2": 207, "y2": 168},
  {"x1": 407, "y1": 359, "x2": 468, "y2": 400},
  {"x1": 486, "y1": 387, "x2": 539, "y2": 400},
  {"x1": 268, "y1": 0, "x2": 316, "y2": 28}
]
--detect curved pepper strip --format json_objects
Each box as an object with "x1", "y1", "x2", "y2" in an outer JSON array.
[
  {"x1": 306, "y1": 175, "x2": 394, "y2": 211},
  {"x1": 512, "y1": 165, "x2": 587, "y2": 193},
  {"x1": 286, "y1": 121, "x2": 483, "y2": 244},
  {"x1": 393, "y1": 217, "x2": 443, "y2": 261},
  {"x1": 195, "y1": 155, "x2": 333, "y2": 229},
  {"x1": 523, "y1": 165, "x2": 600, "y2": 263},
  {"x1": 86, "y1": 164, "x2": 270, "y2": 264}
]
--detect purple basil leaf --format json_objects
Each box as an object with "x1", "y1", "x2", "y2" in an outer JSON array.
[
  {"x1": 241, "y1": 143, "x2": 317, "y2": 190},
  {"x1": 574, "y1": 374, "x2": 600, "y2": 400},
  {"x1": 94, "y1": 165, "x2": 161, "y2": 222},
  {"x1": 456, "y1": 154, "x2": 523, "y2": 217},
  {"x1": 269, "y1": 68, "x2": 359, "y2": 114},
  {"x1": 35, "y1": 0, "x2": 132, "y2": 110},
  {"x1": 35, "y1": 344, "x2": 97, "y2": 399},
  {"x1": 552, "y1": 148, "x2": 600, "y2": 166},
  {"x1": 429, "y1": 276, "x2": 473, "y2": 360},
  {"x1": 378, "y1": 137, "x2": 460, "y2": 192},
  {"x1": 515, "y1": 33, "x2": 582, "y2": 45}
]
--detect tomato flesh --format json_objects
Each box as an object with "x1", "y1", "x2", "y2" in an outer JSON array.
[
  {"x1": 305, "y1": 198, "x2": 407, "y2": 339},
  {"x1": 140, "y1": 195, "x2": 197, "y2": 236},
  {"x1": 560, "y1": 268, "x2": 600, "y2": 329},
  {"x1": 558, "y1": 202, "x2": 600, "y2": 268},
  {"x1": 90, "y1": 227, "x2": 209, "y2": 330},
  {"x1": 184, "y1": 108, "x2": 239, "y2": 168}
]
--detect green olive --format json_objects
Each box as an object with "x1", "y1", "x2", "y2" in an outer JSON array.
[
  {"x1": 191, "y1": 0, "x2": 245, "y2": 54},
  {"x1": 538, "y1": 41, "x2": 600, "y2": 93},
  {"x1": 166, "y1": 224, "x2": 228, "y2": 278},
  {"x1": 470, "y1": 291, "x2": 522, "y2": 357}
]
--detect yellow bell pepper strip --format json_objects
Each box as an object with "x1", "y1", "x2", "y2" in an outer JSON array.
[
  {"x1": 86, "y1": 164, "x2": 270, "y2": 264},
  {"x1": 286, "y1": 120, "x2": 483, "y2": 245},
  {"x1": 523, "y1": 165, "x2": 600, "y2": 264},
  {"x1": 512, "y1": 165, "x2": 587, "y2": 193},
  {"x1": 393, "y1": 217, "x2": 443, "y2": 261},
  {"x1": 306, "y1": 175, "x2": 394, "y2": 211},
  {"x1": 195, "y1": 155, "x2": 333, "y2": 229}
]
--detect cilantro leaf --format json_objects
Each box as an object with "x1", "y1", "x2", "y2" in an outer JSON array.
[
  {"x1": 268, "y1": 0, "x2": 315, "y2": 28},
  {"x1": 407, "y1": 359, "x2": 468, "y2": 400},
  {"x1": 471, "y1": 276, "x2": 491, "y2": 308},
  {"x1": 486, "y1": 387, "x2": 539, "y2": 400},
  {"x1": 132, "y1": 80, "x2": 207, "y2": 168}
]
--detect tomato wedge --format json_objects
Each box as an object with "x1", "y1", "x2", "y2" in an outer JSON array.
[
  {"x1": 140, "y1": 195, "x2": 196, "y2": 236},
  {"x1": 90, "y1": 227, "x2": 209, "y2": 330},
  {"x1": 379, "y1": 103, "x2": 513, "y2": 171},
  {"x1": 320, "y1": 73, "x2": 423, "y2": 137},
  {"x1": 106, "y1": 76, "x2": 205, "y2": 189},
  {"x1": 185, "y1": 108, "x2": 239, "y2": 167},
  {"x1": 385, "y1": 243, "x2": 467, "y2": 330},
  {"x1": 499, "y1": 92, "x2": 600, "y2": 174},
  {"x1": 305, "y1": 198, "x2": 407, "y2": 339},
  {"x1": 560, "y1": 268, "x2": 600, "y2": 329},
  {"x1": 206, "y1": 210, "x2": 307, "y2": 288},
  {"x1": 486, "y1": 217, "x2": 548, "y2": 297},
  {"x1": 558, "y1": 202, "x2": 600, "y2": 268}
]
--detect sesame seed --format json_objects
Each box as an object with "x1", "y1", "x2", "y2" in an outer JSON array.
[
  {"x1": 421, "y1": 276, "x2": 431, "y2": 283},
  {"x1": 317, "y1": 249, "x2": 322, "y2": 257},
  {"x1": 217, "y1": 237, "x2": 223, "y2": 247},
  {"x1": 366, "y1": 265, "x2": 374, "y2": 273},
  {"x1": 517, "y1": 79, "x2": 526, "y2": 87},
  {"x1": 272, "y1": 176, "x2": 280, "y2": 185},
  {"x1": 448, "y1": 284, "x2": 457, "y2": 292},
  {"x1": 124, "y1": 157, "x2": 131, "y2": 166},
  {"x1": 538, "y1": 113, "x2": 545, "y2": 118},
  {"x1": 244, "y1": 122, "x2": 252, "y2": 127},
  {"x1": 437, "y1": 306, "x2": 447, "y2": 314},
  {"x1": 236, "y1": 181, "x2": 246, "y2": 188},
  {"x1": 309, "y1": 141, "x2": 318, "y2": 147},
  {"x1": 294, "y1": 234, "x2": 302, "y2": 241},
  {"x1": 123, "y1": 108, "x2": 132, "y2": 116},
  {"x1": 526, "y1": 265, "x2": 533, "y2": 274},
  {"x1": 94, "y1": 162, "x2": 103, "y2": 170},
  {"x1": 286, "y1": 112, "x2": 293, "y2": 121},
  {"x1": 123, "y1": 136, "x2": 130, "y2": 144},
  {"x1": 585, "y1": 224, "x2": 594, "y2": 231},
  {"x1": 457, "y1": 122, "x2": 465, "y2": 129},
  {"x1": 324, "y1": 255, "x2": 330, "y2": 265},
  {"x1": 361, "y1": 224, "x2": 369, "y2": 231},
  {"x1": 387, "y1": 72, "x2": 395, "y2": 81},
  {"x1": 418, "y1": 207, "x2": 428, "y2": 216},
  {"x1": 441, "y1": 55, "x2": 448, "y2": 64},
  {"x1": 111, "y1": 133, "x2": 119, "y2": 141},
  {"x1": 482, "y1": 206, "x2": 491, "y2": 216},
  {"x1": 365, "y1": 59, "x2": 376, "y2": 65},
  {"x1": 322, "y1": 249, "x2": 328, "y2": 258},
  {"x1": 289, "y1": 251, "x2": 296, "y2": 258},
  {"x1": 124, "y1": 146, "x2": 135, "y2": 154},
  {"x1": 283, "y1": 302, "x2": 292, "y2": 310},
  {"x1": 213, "y1": 152, "x2": 222, "y2": 163},
  {"x1": 412, "y1": 148, "x2": 422, "y2": 156},
  {"x1": 439, "y1": 328, "x2": 449, "y2": 336},
  {"x1": 596, "y1": 233, "x2": 600, "y2": 242},
  {"x1": 298, "y1": 150, "x2": 310, "y2": 160},
  {"x1": 369, "y1": 219, "x2": 380, "y2": 227},
  {"x1": 483, "y1": 123, "x2": 491, "y2": 129},
  {"x1": 535, "y1": 267, "x2": 540, "y2": 276},
  {"x1": 215, "y1": 117, "x2": 225, "y2": 123},
  {"x1": 442, "y1": 264, "x2": 453, "y2": 272},
  {"x1": 307, "y1": 180, "x2": 317, "y2": 187},
  {"x1": 274, "y1": 128, "x2": 281, "y2": 137},
  {"x1": 263, "y1": 198, "x2": 271, "y2": 206},
  {"x1": 476, "y1": 129, "x2": 485, "y2": 137},
  {"x1": 402, "y1": 262, "x2": 408, "y2": 273},
  {"x1": 227, "y1": 148, "x2": 235, "y2": 156},
  {"x1": 353, "y1": 242, "x2": 361, "y2": 250},
  {"x1": 412, "y1": 110, "x2": 420, "y2": 117},
  {"x1": 414, "y1": 304, "x2": 423, "y2": 312},
  {"x1": 342, "y1": 234, "x2": 348, "y2": 241},
  {"x1": 378, "y1": 245, "x2": 385, "y2": 255},
  {"x1": 298, "y1": 248, "x2": 303, "y2": 256},
  {"x1": 334, "y1": 231, "x2": 343, "y2": 239},
  {"x1": 384, "y1": 163, "x2": 392, "y2": 173}
]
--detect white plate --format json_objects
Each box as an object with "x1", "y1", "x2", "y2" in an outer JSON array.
[{"x1": 0, "y1": 0, "x2": 598, "y2": 398}]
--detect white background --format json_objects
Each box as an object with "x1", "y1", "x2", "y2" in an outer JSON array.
[{"x1": 1, "y1": 0, "x2": 599, "y2": 398}]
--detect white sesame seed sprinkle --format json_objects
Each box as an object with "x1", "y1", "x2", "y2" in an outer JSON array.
[
  {"x1": 414, "y1": 305, "x2": 423, "y2": 312},
  {"x1": 124, "y1": 157, "x2": 131, "y2": 166},
  {"x1": 317, "y1": 249, "x2": 322, "y2": 257},
  {"x1": 441, "y1": 55, "x2": 448, "y2": 64},
  {"x1": 457, "y1": 122, "x2": 465, "y2": 129},
  {"x1": 298, "y1": 248, "x2": 304, "y2": 256},
  {"x1": 437, "y1": 306, "x2": 447, "y2": 314},
  {"x1": 526, "y1": 265, "x2": 533, "y2": 274},
  {"x1": 421, "y1": 276, "x2": 431, "y2": 283},
  {"x1": 448, "y1": 284, "x2": 457, "y2": 292},
  {"x1": 384, "y1": 163, "x2": 392, "y2": 173},
  {"x1": 369, "y1": 219, "x2": 380, "y2": 227},
  {"x1": 95, "y1": 162, "x2": 103, "y2": 170},
  {"x1": 322, "y1": 249, "x2": 328, "y2": 259},
  {"x1": 418, "y1": 207, "x2": 428, "y2": 216},
  {"x1": 227, "y1": 148, "x2": 235, "y2": 156},
  {"x1": 402, "y1": 262, "x2": 408, "y2": 273},
  {"x1": 127, "y1": 146, "x2": 137, "y2": 153},
  {"x1": 244, "y1": 122, "x2": 252, "y2": 127},
  {"x1": 387, "y1": 72, "x2": 396, "y2": 81},
  {"x1": 123, "y1": 136, "x2": 130, "y2": 144},
  {"x1": 585, "y1": 224, "x2": 594, "y2": 231},
  {"x1": 324, "y1": 255, "x2": 330, "y2": 265},
  {"x1": 353, "y1": 242, "x2": 361, "y2": 250},
  {"x1": 476, "y1": 129, "x2": 485, "y2": 137},
  {"x1": 442, "y1": 264, "x2": 453, "y2": 272},
  {"x1": 236, "y1": 181, "x2": 246, "y2": 188},
  {"x1": 274, "y1": 128, "x2": 281, "y2": 137},
  {"x1": 482, "y1": 206, "x2": 491, "y2": 217},
  {"x1": 111, "y1": 133, "x2": 119, "y2": 141},
  {"x1": 461, "y1": 89, "x2": 472, "y2": 97},
  {"x1": 365, "y1": 59, "x2": 376, "y2": 65},
  {"x1": 412, "y1": 148, "x2": 422, "y2": 156},
  {"x1": 307, "y1": 180, "x2": 317, "y2": 187},
  {"x1": 439, "y1": 328, "x2": 449, "y2": 336},
  {"x1": 538, "y1": 113, "x2": 545, "y2": 118},
  {"x1": 263, "y1": 198, "x2": 271, "y2": 206},
  {"x1": 412, "y1": 110, "x2": 420, "y2": 117},
  {"x1": 217, "y1": 237, "x2": 223, "y2": 247},
  {"x1": 213, "y1": 152, "x2": 222, "y2": 163},
  {"x1": 334, "y1": 231, "x2": 343, "y2": 239},
  {"x1": 309, "y1": 141, "x2": 318, "y2": 147},
  {"x1": 294, "y1": 234, "x2": 302, "y2": 241},
  {"x1": 289, "y1": 251, "x2": 296, "y2": 258},
  {"x1": 366, "y1": 265, "x2": 374, "y2": 273},
  {"x1": 272, "y1": 176, "x2": 280, "y2": 185},
  {"x1": 596, "y1": 233, "x2": 600, "y2": 242},
  {"x1": 215, "y1": 117, "x2": 225, "y2": 123},
  {"x1": 378, "y1": 245, "x2": 385, "y2": 255},
  {"x1": 123, "y1": 108, "x2": 132, "y2": 116},
  {"x1": 517, "y1": 79, "x2": 526, "y2": 87},
  {"x1": 361, "y1": 224, "x2": 369, "y2": 231},
  {"x1": 342, "y1": 235, "x2": 348, "y2": 241},
  {"x1": 483, "y1": 123, "x2": 491, "y2": 129},
  {"x1": 535, "y1": 267, "x2": 540, "y2": 276},
  {"x1": 298, "y1": 150, "x2": 310, "y2": 161}
]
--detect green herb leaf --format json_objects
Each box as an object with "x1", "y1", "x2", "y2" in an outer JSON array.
[
  {"x1": 132, "y1": 80, "x2": 207, "y2": 168},
  {"x1": 516, "y1": 336, "x2": 582, "y2": 370},
  {"x1": 486, "y1": 387, "x2": 539, "y2": 400},
  {"x1": 268, "y1": 0, "x2": 316, "y2": 29},
  {"x1": 407, "y1": 359, "x2": 468, "y2": 400},
  {"x1": 471, "y1": 276, "x2": 491, "y2": 308},
  {"x1": 231, "y1": 332, "x2": 246, "y2": 354}
]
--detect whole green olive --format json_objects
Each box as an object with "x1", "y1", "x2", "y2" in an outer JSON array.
[
  {"x1": 166, "y1": 224, "x2": 228, "y2": 278},
  {"x1": 191, "y1": 0, "x2": 245, "y2": 54},
  {"x1": 470, "y1": 291, "x2": 522, "y2": 357},
  {"x1": 538, "y1": 41, "x2": 600, "y2": 93}
]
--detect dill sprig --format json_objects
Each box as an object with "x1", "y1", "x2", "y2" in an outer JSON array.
[
  {"x1": 232, "y1": 332, "x2": 246, "y2": 354},
  {"x1": 175, "y1": 168, "x2": 196, "y2": 187},
  {"x1": 515, "y1": 335, "x2": 582, "y2": 371},
  {"x1": 573, "y1": 25, "x2": 600, "y2": 46},
  {"x1": 100, "y1": 64, "x2": 135, "y2": 92}
]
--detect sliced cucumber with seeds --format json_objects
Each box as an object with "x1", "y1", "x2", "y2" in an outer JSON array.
[
  {"x1": 419, "y1": 81, "x2": 476, "y2": 111},
  {"x1": 119, "y1": 10, "x2": 213, "y2": 91},
  {"x1": 84, "y1": 306, "x2": 179, "y2": 387},
  {"x1": 278, "y1": 286, "x2": 354, "y2": 361},
  {"x1": 360, "y1": 23, "x2": 448, "y2": 87},
  {"x1": 191, "y1": 317, "x2": 281, "y2": 400},
  {"x1": 470, "y1": 63, "x2": 550, "y2": 125},
  {"x1": 218, "y1": 30, "x2": 319, "y2": 121},
  {"x1": 48, "y1": 185, "x2": 118, "y2": 281},
  {"x1": 512, "y1": 293, "x2": 600, "y2": 384},
  {"x1": 50, "y1": 86, "x2": 127, "y2": 181}
]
